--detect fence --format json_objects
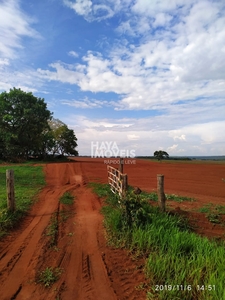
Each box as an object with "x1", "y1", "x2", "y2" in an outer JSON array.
[
  {"x1": 157, "y1": 174, "x2": 166, "y2": 212},
  {"x1": 6, "y1": 169, "x2": 15, "y2": 211},
  {"x1": 107, "y1": 165, "x2": 127, "y2": 198},
  {"x1": 107, "y1": 165, "x2": 166, "y2": 211}
]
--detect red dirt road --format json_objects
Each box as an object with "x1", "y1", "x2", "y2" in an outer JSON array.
[
  {"x1": 0, "y1": 158, "x2": 224, "y2": 299},
  {"x1": 0, "y1": 161, "x2": 146, "y2": 300}
]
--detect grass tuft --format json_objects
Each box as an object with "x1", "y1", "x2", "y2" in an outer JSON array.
[
  {"x1": 198, "y1": 203, "x2": 225, "y2": 224},
  {"x1": 59, "y1": 191, "x2": 74, "y2": 205},
  {"x1": 166, "y1": 193, "x2": 195, "y2": 202},
  {"x1": 38, "y1": 267, "x2": 63, "y2": 287}
]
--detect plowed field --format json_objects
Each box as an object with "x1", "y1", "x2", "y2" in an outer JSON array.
[{"x1": 0, "y1": 158, "x2": 224, "y2": 299}]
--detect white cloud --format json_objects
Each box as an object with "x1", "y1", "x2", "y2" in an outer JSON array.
[
  {"x1": 63, "y1": 0, "x2": 127, "y2": 21},
  {"x1": 0, "y1": 0, "x2": 39, "y2": 59},
  {"x1": 63, "y1": 0, "x2": 92, "y2": 17},
  {"x1": 167, "y1": 144, "x2": 177, "y2": 151},
  {"x1": 64, "y1": 110, "x2": 225, "y2": 156},
  {"x1": 153, "y1": 13, "x2": 173, "y2": 28},
  {"x1": 132, "y1": 0, "x2": 191, "y2": 17},
  {"x1": 173, "y1": 134, "x2": 186, "y2": 141},
  {"x1": 127, "y1": 134, "x2": 140, "y2": 141},
  {"x1": 0, "y1": 66, "x2": 47, "y2": 93},
  {"x1": 0, "y1": 58, "x2": 9, "y2": 67},
  {"x1": 61, "y1": 97, "x2": 110, "y2": 108},
  {"x1": 116, "y1": 20, "x2": 137, "y2": 36},
  {"x1": 1, "y1": 0, "x2": 224, "y2": 157},
  {"x1": 37, "y1": 62, "x2": 82, "y2": 84},
  {"x1": 68, "y1": 50, "x2": 79, "y2": 58},
  {"x1": 167, "y1": 144, "x2": 185, "y2": 154},
  {"x1": 38, "y1": 0, "x2": 225, "y2": 111}
]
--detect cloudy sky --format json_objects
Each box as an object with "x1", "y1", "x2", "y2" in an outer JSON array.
[{"x1": 0, "y1": 0, "x2": 224, "y2": 156}]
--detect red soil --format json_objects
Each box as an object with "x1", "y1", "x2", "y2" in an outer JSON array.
[{"x1": 0, "y1": 158, "x2": 224, "y2": 299}]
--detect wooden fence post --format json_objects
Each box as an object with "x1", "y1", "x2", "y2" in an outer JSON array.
[
  {"x1": 122, "y1": 174, "x2": 128, "y2": 197},
  {"x1": 157, "y1": 174, "x2": 166, "y2": 212},
  {"x1": 119, "y1": 157, "x2": 124, "y2": 173},
  {"x1": 6, "y1": 169, "x2": 15, "y2": 212}
]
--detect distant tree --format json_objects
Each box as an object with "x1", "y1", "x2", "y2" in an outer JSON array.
[
  {"x1": 49, "y1": 118, "x2": 78, "y2": 157},
  {"x1": 0, "y1": 136, "x2": 6, "y2": 159},
  {"x1": 37, "y1": 129, "x2": 55, "y2": 159},
  {"x1": 0, "y1": 88, "x2": 52, "y2": 161},
  {"x1": 154, "y1": 150, "x2": 169, "y2": 161}
]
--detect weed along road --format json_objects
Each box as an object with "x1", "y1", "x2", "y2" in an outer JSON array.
[{"x1": 0, "y1": 161, "x2": 147, "y2": 300}]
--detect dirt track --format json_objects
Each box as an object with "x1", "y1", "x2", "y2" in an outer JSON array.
[
  {"x1": 0, "y1": 158, "x2": 225, "y2": 299},
  {"x1": 0, "y1": 161, "x2": 146, "y2": 300}
]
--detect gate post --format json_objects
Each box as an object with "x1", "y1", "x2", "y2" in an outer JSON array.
[
  {"x1": 119, "y1": 157, "x2": 124, "y2": 173},
  {"x1": 122, "y1": 174, "x2": 128, "y2": 197}
]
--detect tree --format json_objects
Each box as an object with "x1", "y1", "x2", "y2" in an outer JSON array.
[
  {"x1": 0, "y1": 88, "x2": 52, "y2": 160},
  {"x1": 154, "y1": 150, "x2": 169, "y2": 161},
  {"x1": 49, "y1": 118, "x2": 78, "y2": 156}
]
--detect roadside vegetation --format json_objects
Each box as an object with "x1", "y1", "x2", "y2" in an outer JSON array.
[
  {"x1": 166, "y1": 193, "x2": 195, "y2": 202},
  {"x1": 91, "y1": 183, "x2": 225, "y2": 300},
  {"x1": 198, "y1": 203, "x2": 225, "y2": 224},
  {"x1": 0, "y1": 165, "x2": 45, "y2": 236},
  {"x1": 46, "y1": 191, "x2": 75, "y2": 247},
  {"x1": 38, "y1": 266, "x2": 63, "y2": 287},
  {"x1": 59, "y1": 191, "x2": 74, "y2": 205}
]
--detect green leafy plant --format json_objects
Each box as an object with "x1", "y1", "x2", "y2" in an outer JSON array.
[
  {"x1": 198, "y1": 204, "x2": 225, "y2": 224},
  {"x1": 46, "y1": 213, "x2": 58, "y2": 246},
  {"x1": 59, "y1": 191, "x2": 74, "y2": 205},
  {"x1": 207, "y1": 213, "x2": 221, "y2": 224},
  {"x1": 166, "y1": 193, "x2": 195, "y2": 202},
  {"x1": 38, "y1": 267, "x2": 62, "y2": 287},
  {"x1": 121, "y1": 195, "x2": 152, "y2": 229},
  {"x1": 198, "y1": 203, "x2": 212, "y2": 213}
]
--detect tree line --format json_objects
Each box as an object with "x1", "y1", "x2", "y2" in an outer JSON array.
[{"x1": 0, "y1": 88, "x2": 78, "y2": 161}]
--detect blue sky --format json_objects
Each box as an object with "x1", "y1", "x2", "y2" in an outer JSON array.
[{"x1": 0, "y1": 0, "x2": 224, "y2": 156}]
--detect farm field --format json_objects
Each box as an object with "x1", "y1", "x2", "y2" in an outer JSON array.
[{"x1": 0, "y1": 157, "x2": 224, "y2": 299}]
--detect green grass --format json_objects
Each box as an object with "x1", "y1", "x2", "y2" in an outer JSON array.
[
  {"x1": 198, "y1": 204, "x2": 225, "y2": 225},
  {"x1": 199, "y1": 204, "x2": 225, "y2": 215},
  {"x1": 38, "y1": 267, "x2": 63, "y2": 287},
  {"x1": 0, "y1": 165, "x2": 45, "y2": 235},
  {"x1": 46, "y1": 191, "x2": 75, "y2": 246},
  {"x1": 198, "y1": 204, "x2": 212, "y2": 214},
  {"x1": 92, "y1": 184, "x2": 194, "y2": 204},
  {"x1": 166, "y1": 193, "x2": 195, "y2": 202},
  {"x1": 91, "y1": 183, "x2": 225, "y2": 300},
  {"x1": 88, "y1": 182, "x2": 111, "y2": 198},
  {"x1": 46, "y1": 212, "x2": 58, "y2": 247},
  {"x1": 59, "y1": 191, "x2": 74, "y2": 205}
]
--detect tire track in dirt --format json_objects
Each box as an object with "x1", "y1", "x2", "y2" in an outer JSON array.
[
  {"x1": 55, "y1": 184, "x2": 117, "y2": 300},
  {"x1": 0, "y1": 161, "x2": 147, "y2": 300},
  {"x1": 0, "y1": 163, "x2": 73, "y2": 299}
]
